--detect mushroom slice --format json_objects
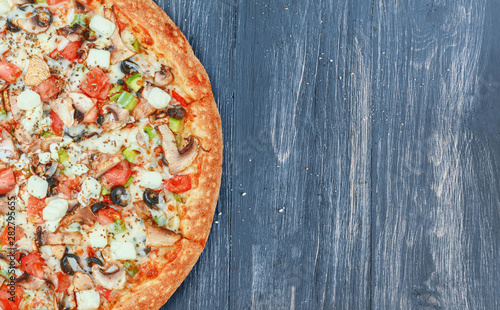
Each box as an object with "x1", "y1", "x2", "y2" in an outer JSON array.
[
  {"x1": 91, "y1": 153, "x2": 124, "y2": 178},
  {"x1": 145, "y1": 221, "x2": 181, "y2": 247},
  {"x1": 61, "y1": 205, "x2": 96, "y2": 227},
  {"x1": 103, "y1": 7, "x2": 135, "y2": 64},
  {"x1": 92, "y1": 264, "x2": 126, "y2": 290},
  {"x1": 156, "y1": 125, "x2": 199, "y2": 175},
  {"x1": 50, "y1": 245, "x2": 66, "y2": 260},
  {"x1": 154, "y1": 66, "x2": 174, "y2": 87},
  {"x1": 50, "y1": 97, "x2": 74, "y2": 128},
  {"x1": 16, "y1": 272, "x2": 45, "y2": 290},
  {"x1": 102, "y1": 104, "x2": 130, "y2": 131},
  {"x1": 1, "y1": 89, "x2": 9, "y2": 112},
  {"x1": 24, "y1": 56, "x2": 51, "y2": 87},
  {"x1": 17, "y1": 6, "x2": 53, "y2": 34},
  {"x1": 72, "y1": 271, "x2": 95, "y2": 292},
  {"x1": 0, "y1": 130, "x2": 19, "y2": 162}
]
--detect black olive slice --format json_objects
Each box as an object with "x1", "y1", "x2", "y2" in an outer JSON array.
[
  {"x1": 91, "y1": 202, "x2": 107, "y2": 214},
  {"x1": 61, "y1": 253, "x2": 80, "y2": 275},
  {"x1": 143, "y1": 189, "x2": 159, "y2": 209},
  {"x1": 111, "y1": 187, "x2": 130, "y2": 207}
]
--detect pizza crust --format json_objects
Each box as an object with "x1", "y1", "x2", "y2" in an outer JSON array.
[{"x1": 99, "y1": 0, "x2": 223, "y2": 308}]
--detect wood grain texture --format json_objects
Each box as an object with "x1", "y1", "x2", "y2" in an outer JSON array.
[{"x1": 154, "y1": 0, "x2": 500, "y2": 309}]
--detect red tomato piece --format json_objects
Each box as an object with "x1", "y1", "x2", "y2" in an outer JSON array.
[
  {"x1": 103, "y1": 160, "x2": 132, "y2": 186},
  {"x1": 0, "y1": 284, "x2": 24, "y2": 310},
  {"x1": 47, "y1": 0, "x2": 66, "y2": 5},
  {"x1": 27, "y1": 197, "x2": 46, "y2": 223},
  {"x1": 0, "y1": 225, "x2": 23, "y2": 247},
  {"x1": 51, "y1": 110, "x2": 64, "y2": 135},
  {"x1": 96, "y1": 81, "x2": 111, "y2": 100},
  {"x1": 35, "y1": 76, "x2": 60, "y2": 102},
  {"x1": 0, "y1": 59, "x2": 21, "y2": 83},
  {"x1": 97, "y1": 208, "x2": 121, "y2": 226},
  {"x1": 80, "y1": 68, "x2": 110, "y2": 98},
  {"x1": 171, "y1": 90, "x2": 188, "y2": 107},
  {"x1": 56, "y1": 272, "x2": 70, "y2": 292},
  {"x1": 165, "y1": 175, "x2": 192, "y2": 193},
  {"x1": 0, "y1": 169, "x2": 15, "y2": 195},
  {"x1": 96, "y1": 285, "x2": 113, "y2": 301},
  {"x1": 59, "y1": 41, "x2": 82, "y2": 62},
  {"x1": 21, "y1": 252, "x2": 46, "y2": 279}
]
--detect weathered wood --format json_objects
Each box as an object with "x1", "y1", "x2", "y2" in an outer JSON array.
[
  {"x1": 371, "y1": 0, "x2": 500, "y2": 309},
  {"x1": 228, "y1": 0, "x2": 372, "y2": 309},
  {"x1": 156, "y1": 0, "x2": 500, "y2": 309},
  {"x1": 156, "y1": 0, "x2": 234, "y2": 309}
]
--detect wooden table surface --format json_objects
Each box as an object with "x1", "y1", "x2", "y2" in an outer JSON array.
[{"x1": 157, "y1": 0, "x2": 500, "y2": 309}]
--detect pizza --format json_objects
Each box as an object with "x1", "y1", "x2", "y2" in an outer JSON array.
[{"x1": 0, "y1": 0, "x2": 222, "y2": 309}]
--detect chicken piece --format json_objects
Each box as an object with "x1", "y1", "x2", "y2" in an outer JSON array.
[
  {"x1": 91, "y1": 153, "x2": 124, "y2": 178},
  {"x1": 24, "y1": 56, "x2": 51, "y2": 87}
]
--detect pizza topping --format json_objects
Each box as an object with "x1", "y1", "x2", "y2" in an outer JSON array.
[
  {"x1": 147, "y1": 87, "x2": 171, "y2": 109},
  {"x1": 0, "y1": 130, "x2": 19, "y2": 161},
  {"x1": 15, "y1": 272, "x2": 46, "y2": 290},
  {"x1": 24, "y1": 56, "x2": 51, "y2": 87},
  {"x1": 17, "y1": 89, "x2": 42, "y2": 110},
  {"x1": 42, "y1": 198, "x2": 69, "y2": 232},
  {"x1": 91, "y1": 264, "x2": 126, "y2": 290},
  {"x1": 154, "y1": 65, "x2": 174, "y2": 87},
  {"x1": 75, "y1": 289, "x2": 100, "y2": 310},
  {"x1": 27, "y1": 175, "x2": 49, "y2": 199},
  {"x1": 157, "y1": 125, "x2": 199, "y2": 175},
  {"x1": 72, "y1": 271, "x2": 95, "y2": 291},
  {"x1": 102, "y1": 104, "x2": 129, "y2": 130},
  {"x1": 88, "y1": 15, "x2": 115, "y2": 39},
  {"x1": 143, "y1": 189, "x2": 159, "y2": 208},
  {"x1": 110, "y1": 241, "x2": 136, "y2": 260},
  {"x1": 16, "y1": 5, "x2": 53, "y2": 35},
  {"x1": 50, "y1": 96, "x2": 75, "y2": 127},
  {"x1": 145, "y1": 221, "x2": 181, "y2": 247},
  {"x1": 140, "y1": 171, "x2": 163, "y2": 190},
  {"x1": 60, "y1": 253, "x2": 80, "y2": 275},
  {"x1": 86, "y1": 48, "x2": 110, "y2": 69}
]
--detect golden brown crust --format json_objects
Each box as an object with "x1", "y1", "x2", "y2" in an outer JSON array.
[
  {"x1": 98, "y1": 0, "x2": 223, "y2": 309},
  {"x1": 106, "y1": 0, "x2": 212, "y2": 101},
  {"x1": 107, "y1": 240, "x2": 204, "y2": 310}
]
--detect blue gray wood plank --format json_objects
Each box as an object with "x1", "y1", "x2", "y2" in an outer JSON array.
[{"x1": 155, "y1": 0, "x2": 500, "y2": 309}]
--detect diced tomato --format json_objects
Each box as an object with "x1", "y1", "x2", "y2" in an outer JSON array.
[
  {"x1": 103, "y1": 160, "x2": 132, "y2": 186},
  {"x1": 80, "y1": 68, "x2": 110, "y2": 98},
  {"x1": 59, "y1": 41, "x2": 82, "y2": 62},
  {"x1": 0, "y1": 225, "x2": 23, "y2": 247},
  {"x1": 58, "y1": 178, "x2": 80, "y2": 197},
  {"x1": 50, "y1": 110, "x2": 64, "y2": 135},
  {"x1": 35, "y1": 76, "x2": 60, "y2": 102},
  {"x1": 27, "y1": 197, "x2": 46, "y2": 223},
  {"x1": 153, "y1": 146, "x2": 163, "y2": 157},
  {"x1": 0, "y1": 284, "x2": 24, "y2": 310},
  {"x1": 97, "y1": 208, "x2": 121, "y2": 226},
  {"x1": 21, "y1": 252, "x2": 46, "y2": 279},
  {"x1": 56, "y1": 272, "x2": 70, "y2": 292},
  {"x1": 67, "y1": 178, "x2": 80, "y2": 188},
  {"x1": 0, "y1": 59, "x2": 21, "y2": 83},
  {"x1": 101, "y1": 195, "x2": 112, "y2": 205},
  {"x1": 164, "y1": 175, "x2": 192, "y2": 193},
  {"x1": 0, "y1": 169, "x2": 15, "y2": 195},
  {"x1": 47, "y1": 0, "x2": 66, "y2": 5},
  {"x1": 171, "y1": 90, "x2": 188, "y2": 107},
  {"x1": 96, "y1": 285, "x2": 113, "y2": 302},
  {"x1": 96, "y1": 81, "x2": 112, "y2": 100},
  {"x1": 87, "y1": 246, "x2": 96, "y2": 258},
  {"x1": 83, "y1": 106, "x2": 99, "y2": 123}
]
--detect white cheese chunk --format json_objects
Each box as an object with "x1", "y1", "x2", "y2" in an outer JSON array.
[
  {"x1": 21, "y1": 105, "x2": 43, "y2": 133},
  {"x1": 147, "y1": 87, "x2": 171, "y2": 109},
  {"x1": 86, "y1": 49, "x2": 110, "y2": 69},
  {"x1": 110, "y1": 241, "x2": 136, "y2": 260},
  {"x1": 0, "y1": 0, "x2": 10, "y2": 15},
  {"x1": 43, "y1": 199, "x2": 68, "y2": 233},
  {"x1": 76, "y1": 289, "x2": 100, "y2": 310},
  {"x1": 89, "y1": 15, "x2": 116, "y2": 38},
  {"x1": 67, "y1": 164, "x2": 89, "y2": 176},
  {"x1": 78, "y1": 177, "x2": 101, "y2": 206},
  {"x1": 38, "y1": 152, "x2": 51, "y2": 164},
  {"x1": 27, "y1": 175, "x2": 48, "y2": 199},
  {"x1": 17, "y1": 89, "x2": 42, "y2": 110},
  {"x1": 88, "y1": 224, "x2": 108, "y2": 248},
  {"x1": 140, "y1": 171, "x2": 163, "y2": 189}
]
